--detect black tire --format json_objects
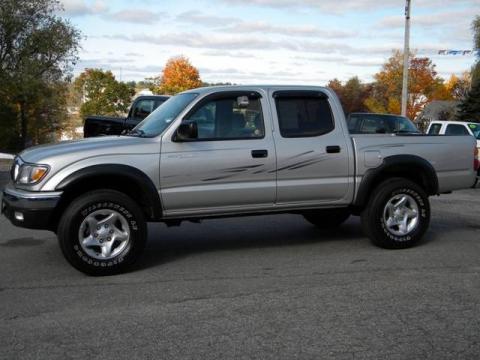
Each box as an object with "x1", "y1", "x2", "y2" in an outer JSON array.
[
  {"x1": 57, "y1": 189, "x2": 147, "y2": 276},
  {"x1": 361, "y1": 178, "x2": 430, "y2": 249},
  {"x1": 303, "y1": 208, "x2": 351, "y2": 228}
]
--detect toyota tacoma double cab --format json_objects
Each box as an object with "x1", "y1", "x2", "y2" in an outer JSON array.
[{"x1": 2, "y1": 86, "x2": 478, "y2": 275}]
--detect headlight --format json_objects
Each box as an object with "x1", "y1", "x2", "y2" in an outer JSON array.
[{"x1": 12, "y1": 158, "x2": 49, "y2": 184}]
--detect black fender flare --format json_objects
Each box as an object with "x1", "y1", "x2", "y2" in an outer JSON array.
[
  {"x1": 55, "y1": 164, "x2": 162, "y2": 220},
  {"x1": 353, "y1": 155, "x2": 439, "y2": 208}
]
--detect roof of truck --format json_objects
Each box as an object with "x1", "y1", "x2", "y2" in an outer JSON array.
[
  {"x1": 429, "y1": 120, "x2": 479, "y2": 125},
  {"x1": 181, "y1": 85, "x2": 330, "y2": 95},
  {"x1": 349, "y1": 112, "x2": 409, "y2": 118}
]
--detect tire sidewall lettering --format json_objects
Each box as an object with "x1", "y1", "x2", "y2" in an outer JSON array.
[
  {"x1": 73, "y1": 201, "x2": 138, "y2": 267},
  {"x1": 380, "y1": 187, "x2": 428, "y2": 242}
]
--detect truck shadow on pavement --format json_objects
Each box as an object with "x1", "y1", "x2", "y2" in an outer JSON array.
[
  {"x1": 137, "y1": 211, "x2": 478, "y2": 271},
  {"x1": 0, "y1": 237, "x2": 46, "y2": 247},
  {"x1": 138, "y1": 216, "x2": 370, "y2": 270}
]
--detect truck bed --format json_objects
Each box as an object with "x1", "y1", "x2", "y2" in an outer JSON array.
[
  {"x1": 351, "y1": 134, "x2": 477, "y2": 194},
  {"x1": 83, "y1": 115, "x2": 126, "y2": 137}
]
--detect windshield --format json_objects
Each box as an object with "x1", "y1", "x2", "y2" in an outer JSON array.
[
  {"x1": 393, "y1": 116, "x2": 420, "y2": 133},
  {"x1": 132, "y1": 93, "x2": 198, "y2": 137},
  {"x1": 468, "y1": 123, "x2": 480, "y2": 139}
]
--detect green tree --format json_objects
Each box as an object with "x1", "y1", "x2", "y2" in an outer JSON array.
[
  {"x1": 471, "y1": 16, "x2": 480, "y2": 86},
  {"x1": 458, "y1": 16, "x2": 480, "y2": 122},
  {"x1": 74, "y1": 69, "x2": 135, "y2": 118},
  {"x1": 0, "y1": 0, "x2": 81, "y2": 151},
  {"x1": 458, "y1": 81, "x2": 480, "y2": 122},
  {"x1": 327, "y1": 77, "x2": 371, "y2": 114}
]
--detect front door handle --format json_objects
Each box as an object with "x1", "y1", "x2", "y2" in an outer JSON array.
[
  {"x1": 251, "y1": 149, "x2": 268, "y2": 158},
  {"x1": 326, "y1": 145, "x2": 341, "y2": 153}
]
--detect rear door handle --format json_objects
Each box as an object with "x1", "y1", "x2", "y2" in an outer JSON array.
[
  {"x1": 251, "y1": 149, "x2": 268, "y2": 158},
  {"x1": 326, "y1": 145, "x2": 341, "y2": 153}
]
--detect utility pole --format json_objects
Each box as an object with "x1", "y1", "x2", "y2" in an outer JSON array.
[{"x1": 401, "y1": 0, "x2": 411, "y2": 117}]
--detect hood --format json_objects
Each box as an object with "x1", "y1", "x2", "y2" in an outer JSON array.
[{"x1": 19, "y1": 135, "x2": 159, "y2": 165}]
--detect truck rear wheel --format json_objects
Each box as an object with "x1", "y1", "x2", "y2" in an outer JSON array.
[
  {"x1": 57, "y1": 189, "x2": 147, "y2": 276},
  {"x1": 303, "y1": 209, "x2": 350, "y2": 228},
  {"x1": 361, "y1": 178, "x2": 430, "y2": 249}
]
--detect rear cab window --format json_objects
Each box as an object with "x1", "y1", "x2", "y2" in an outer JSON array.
[
  {"x1": 131, "y1": 98, "x2": 168, "y2": 121},
  {"x1": 273, "y1": 91, "x2": 334, "y2": 138},
  {"x1": 133, "y1": 99, "x2": 156, "y2": 120}
]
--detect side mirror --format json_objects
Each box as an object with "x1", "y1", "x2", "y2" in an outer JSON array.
[{"x1": 174, "y1": 121, "x2": 198, "y2": 141}]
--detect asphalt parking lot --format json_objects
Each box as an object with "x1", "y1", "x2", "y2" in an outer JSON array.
[{"x1": 1, "y1": 172, "x2": 479, "y2": 360}]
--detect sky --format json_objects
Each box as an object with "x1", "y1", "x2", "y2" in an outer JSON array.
[{"x1": 60, "y1": 0, "x2": 480, "y2": 85}]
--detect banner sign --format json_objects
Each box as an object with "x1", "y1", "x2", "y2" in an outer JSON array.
[{"x1": 437, "y1": 50, "x2": 479, "y2": 56}]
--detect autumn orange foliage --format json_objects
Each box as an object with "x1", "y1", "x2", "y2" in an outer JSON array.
[
  {"x1": 153, "y1": 56, "x2": 202, "y2": 95},
  {"x1": 365, "y1": 51, "x2": 451, "y2": 119}
]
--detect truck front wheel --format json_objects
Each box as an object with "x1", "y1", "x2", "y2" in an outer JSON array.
[
  {"x1": 57, "y1": 189, "x2": 147, "y2": 275},
  {"x1": 361, "y1": 178, "x2": 430, "y2": 249}
]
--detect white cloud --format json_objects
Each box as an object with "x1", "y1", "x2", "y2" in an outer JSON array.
[
  {"x1": 176, "y1": 11, "x2": 354, "y2": 38},
  {"x1": 223, "y1": 21, "x2": 354, "y2": 38},
  {"x1": 202, "y1": 50, "x2": 256, "y2": 58},
  {"x1": 68, "y1": 0, "x2": 476, "y2": 83},
  {"x1": 104, "y1": 32, "x2": 403, "y2": 56},
  {"x1": 346, "y1": 59, "x2": 384, "y2": 67},
  {"x1": 296, "y1": 55, "x2": 349, "y2": 63},
  {"x1": 377, "y1": 9, "x2": 476, "y2": 29},
  {"x1": 104, "y1": 33, "x2": 298, "y2": 51},
  {"x1": 296, "y1": 55, "x2": 384, "y2": 68},
  {"x1": 219, "y1": 0, "x2": 479, "y2": 13},
  {"x1": 60, "y1": 0, "x2": 106, "y2": 16},
  {"x1": 176, "y1": 11, "x2": 238, "y2": 26},
  {"x1": 107, "y1": 9, "x2": 165, "y2": 24},
  {"x1": 199, "y1": 67, "x2": 312, "y2": 84}
]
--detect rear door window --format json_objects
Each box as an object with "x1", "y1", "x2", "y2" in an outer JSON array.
[
  {"x1": 445, "y1": 124, "x2": 469, "y2": 135},
  {"x1": 275, "y1": 95, "x2": 334, "y2": 138}
]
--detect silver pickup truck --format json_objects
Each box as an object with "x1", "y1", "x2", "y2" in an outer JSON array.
[{"x1": 2, "y1": 86, "x2": 478, "y2": 275}]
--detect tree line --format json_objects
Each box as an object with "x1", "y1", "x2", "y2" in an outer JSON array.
[
  {"x1": 328, "y1": 52, "x2": 472, "y2": 120},
  {"x1": 1, "y1": 0, "x2": 479, "y2": 153}
]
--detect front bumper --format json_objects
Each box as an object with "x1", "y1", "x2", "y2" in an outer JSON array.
[{"x1": 1, "y1": 183, "x2": 62, "y2": 230}]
